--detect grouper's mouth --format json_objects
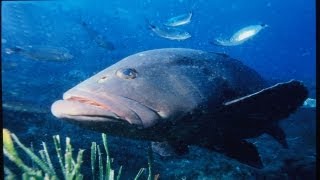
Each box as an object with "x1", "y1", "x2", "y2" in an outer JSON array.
[
  {"x1": 51, "y1": 90, "x2": 160, "y2": 128},
  {"x1": 66, "y1": 96, "x2": 113, "y2": 111}
]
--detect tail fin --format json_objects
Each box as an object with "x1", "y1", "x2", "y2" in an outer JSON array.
[
  {"x1": 144, "y1": 18, "x2": 157, "y2": 30},
  {"x1": 209, "y1": 39, "x2": 235, "y2": 46},
  {"x1": 209, "y1": 39, "x2": 222, "y2": 46},
  {"x1": 80, "y1": 21, "x2": 87, "y2": 27}
]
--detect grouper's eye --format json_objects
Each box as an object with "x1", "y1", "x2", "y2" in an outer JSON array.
[{"x1": 116, "y1": 68, "x2": 138, "y2": 79}]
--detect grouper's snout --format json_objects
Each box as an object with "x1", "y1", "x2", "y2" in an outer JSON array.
[
  {"x1": 51, "y1": 100, "x2": 65, "y2": 118},
  {"x1": 50, "y1": 90, "x2": 161, "y2": 128}
]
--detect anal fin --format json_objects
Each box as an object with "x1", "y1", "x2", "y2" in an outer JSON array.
[
  {"x1": 214, "y1": 140, "x2": 263, "y2": 169},
  {"x1": 266, "y1": 123, "x2": 288, "y2": 148}
]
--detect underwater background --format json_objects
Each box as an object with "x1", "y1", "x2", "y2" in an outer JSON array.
[{"x1": 2, "y1": 0, "x2": 316, "y2": 179}]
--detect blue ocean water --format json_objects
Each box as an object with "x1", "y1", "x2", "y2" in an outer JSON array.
[{"x1": 2, "y1": 0, "x2": 316, "y2": 179}]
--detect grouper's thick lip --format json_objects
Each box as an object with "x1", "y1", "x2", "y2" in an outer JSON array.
[
  {"x1": 51, "y1": 100, "x2": 122, "y2": 122},
  {"x1": 51, "y1": 90, "x2": 143, "y2": 127}
]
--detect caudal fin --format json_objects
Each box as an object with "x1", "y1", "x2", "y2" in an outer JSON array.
[
  {"x1": 209, "y1": 39, "x2": 235, "y2": 46},
  {"x1": 209, "y1": 39, "x2": 223, "y2": 46},
  {"x1": 144, "y1": 18, "x2": 157, "y2": 31}
]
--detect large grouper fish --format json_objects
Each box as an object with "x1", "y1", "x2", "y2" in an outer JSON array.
[{"x1": 51, "y1": 48, "x2": 308, "y2": 168}]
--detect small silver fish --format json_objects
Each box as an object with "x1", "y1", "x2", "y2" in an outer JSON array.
[
  {"x1": 5, "y1": 45, "x2": 73, "y2": 61},
  {"x1": 148, "y1": 22, "x2": 191, "y2": 41},
  {"x1": 81, "y1": 21, "x2": 115, "y2": 51},
  {"x1": 164, "y1": 12, "x2": 192, "y2": 27},
  {"x1": 2, "y1": 38, "x2": 7, "y2": 44},
  {"x1": 3, "y1": 101, "x2": 49, "y2": 114},
  {"x1": 303, "y1": 98, "x2": 316, "y2": 108},
  {"x1": 93, "y1": 35, "x2": 115, "y2": 50},
  {"x1": 213, "y1": 24, "x2": 268, "y2": 46}
]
